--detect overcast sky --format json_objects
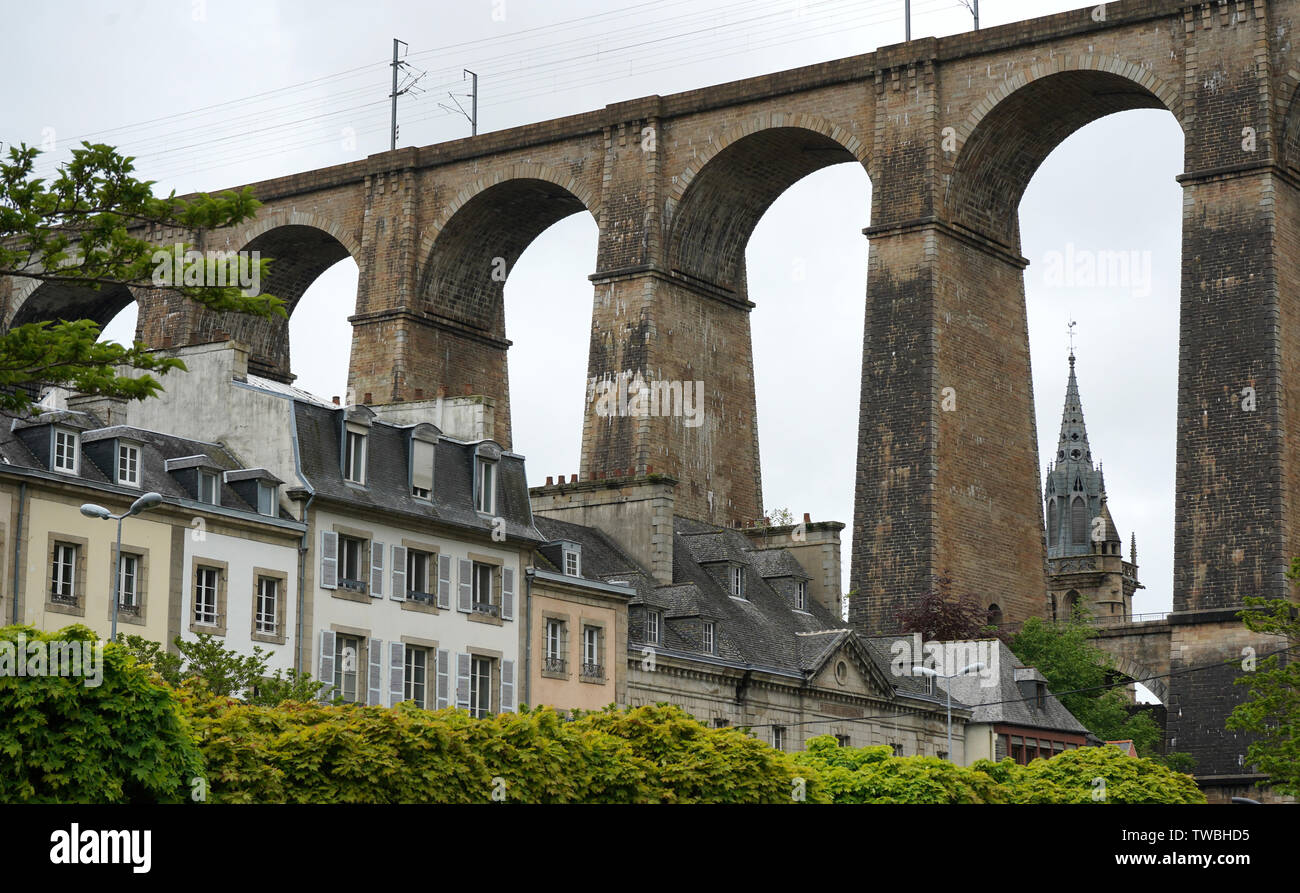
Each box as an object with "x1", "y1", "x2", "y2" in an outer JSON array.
[{"x1": 7, "y1": 1, "x2": 1183, "y2": 617}]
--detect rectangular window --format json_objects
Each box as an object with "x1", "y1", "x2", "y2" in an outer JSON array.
[
  {"x1": 339, "y1": 535, "x2": 366, "y2": 589},
  {"x1": 117, "y1": 444, "x2": 140, "y2": 487},
  {"x1": 404, "y1": 647, "x2": 428, "y2": 708},
  {"x1": 344, "y1": 431, "x2": 366, "y2": 484},
  {"x1": 53, "y1": 429, "x2": 78, "y2": 473},
  {"x1": 544, "y1": 618, "x2": 566, "y2": 673},
  {"x1": 334, "y1": 634, "x2": 360, "y2": 704},
  {"x1": 411, "y1": 439, "x2": 435, "y2": 498},
  {"x1": 257, "y1": 483, "x2": 276, "y2": 516},
  {"x1": 474, "y1": 458, "x2": 495, "y2": 514},
  {"x1": 51, "y1": 542, "x2": 77, "y2": 603},
  {"x1": 471, "y1": 561, "x2": 495, "y2": 613},
  {"x1": 194, "y1": 566, "x2": 219, "y2": 626},
  {"x1": 796, "y1": 581, "x2": 807, "y2": 610},
  {"x1": 582, "y1": 626, "x2": 604, "y2": 681},
  {"x1": 406, "y1": 549, "x2": 432, "y2": 596},
  {"x1": 836, "y1": 734, "x2": 851, "y2": 747},
  {"x1": 563, "y1": 548, "x2": 580, "y2": 576},
  {"x1": 117, "y1": 553, "x2": 139, "y2": 610},
  {"x1": 255, "y1": 576, "x2": 278, "y2": 635},
  {"x1": 469, "y1": 655, "x2": 493, "y2": 718},
  {"x1": 646, "y1": 609, "x2": 660, "y2": 644},
  {"x1": 772, "y1": 726, "x2": 786, "y2": 751},
  {"x1": 713, "y1": 718, "x2": 730, "y2": 728},
  {"x1": 730, "y1": 566, "x2": 743, "y2": 598},
  {"x1": 198, "y1": 470, "x2": 219, "y2": 505},
  {"x1": 703, "y1": 620, "x2": 715, "y2": 654}
]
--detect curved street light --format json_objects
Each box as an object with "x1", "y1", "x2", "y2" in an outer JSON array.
[
  {"x1": 81, "y1": 492, "x2": 164, "y2": 640},
  {"x1": 913, "y1": 661, "x2": 987, "y2": 763}
]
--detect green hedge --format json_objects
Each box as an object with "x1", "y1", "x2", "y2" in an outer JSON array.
[
  {"x1": 1, "y1": 625, "x2": 1206, "y2": 804},
  {"x1": 0, "y1": 625, "x2": 203, "y2": 803}
]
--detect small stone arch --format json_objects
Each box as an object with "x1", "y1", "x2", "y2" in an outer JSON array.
[
  {"x1": 227, "y1": 209, "x2": 362, "y2": 263},
  {"x1": 1107, "y1": 655, "x2": 1168, "y2": 704}
]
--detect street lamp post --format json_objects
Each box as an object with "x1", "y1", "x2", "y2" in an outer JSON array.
[
  {"x1": 913, "y1": 661, "x2": 986, "y2": 762},
  {"x1": 81, "y1": 492, "x2": 163, "y2": 641}
]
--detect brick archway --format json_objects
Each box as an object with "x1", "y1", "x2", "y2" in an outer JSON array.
[
  {"x1": 944, "y1": 59, "x2": 1183, "y2": 249},
  {"x1": 665, "y1": 116, "x2": 868, "y2": 290}
]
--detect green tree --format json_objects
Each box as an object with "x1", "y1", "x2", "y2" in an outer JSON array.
[
  {"x1": 1225, "y1": 566, "x2": 1300, "y2": 797},
  {"x1": 0, "y1": 625, "x2": 203, "y2": 802},
  {"x1": 0, "y1": 142, "x2": 285, "y2": 412},
  {"x1": 1010, "y1": 614, "x2": 1166, "y2": 758},
  {"x1": 989, "y1": 745, "x2": 1204, "y2": 804},
  {"x1": 117, "y1": 631, "x2": 319, "y2": 704}
]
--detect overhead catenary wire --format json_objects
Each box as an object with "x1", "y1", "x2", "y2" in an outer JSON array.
[{"x1": 35, "y1": 0, "x2": 946, "y2": 186}]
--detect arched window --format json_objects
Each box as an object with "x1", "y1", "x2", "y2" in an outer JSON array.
[
  {"x1": 987, "y1": 603, "x2": 1003, "y2": 627},
  {"x1": 1065, "y1": 590, "x2": 1080, "y2": 618},
  {"x1": 1047, "y1": 500, "x2": 1058, "y2": 547},
  {"x1": 1070, "y1": 497, "x2": 1088, "y2": 546},
  {"x1": 1050, "y1": 594, "x2": 1058, "y2": 622}
]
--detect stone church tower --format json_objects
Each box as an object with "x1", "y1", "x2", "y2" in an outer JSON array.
[{"x1": 1043, "y1": 353, "x2": 1143, "y2": 622}]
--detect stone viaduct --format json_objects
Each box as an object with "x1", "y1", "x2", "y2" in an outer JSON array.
[{"x1": 5, "y1": 0, "x2": 1300, "y2": 795}]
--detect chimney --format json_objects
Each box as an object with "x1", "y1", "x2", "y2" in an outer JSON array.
[
  {"x1": 332, "y1": 396, "x2": 340, "y2": 406},
  {"x1": 545, "y1": 476, "x2": 554, "y2": 485},
  {"x1": 363, "y1": 392, "x2": 372, "y2": 404}
]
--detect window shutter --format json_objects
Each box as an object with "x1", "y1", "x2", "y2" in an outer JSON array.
[
  {"x1": 389, "y1": 641, "x2": 405, "y2": 706},
  {"x1": 500, "y1": 659, "x2": 515, "y2": 713},
  {"x1": 317, "y1": 630, "x2": 336, "y2": 701},
  {"x1": 367, "y1": 638, "x2": 384, "y2": 706},
  {"x1": 390, "y1": 545, "x2": 407, "y2": 601},
  {"x1": 370, "y1": 541, "x2": 385, "y2": 597},
  {"x1": 501, "y1": 567, "x2": 515, "y2": 620},
  {"x1": 320, "y1": 531, "x2": 338, "y2": 590},
  {"x1": 436, "y1": 648, "x2": 450, "y2": 709},
  {"x1": 455, "y1": 652, "x2": 471, "y2": 710},
  {"x1": 457, "y1": 558, "x2": 473, "y2": 612},
  {"x1": 437, "y1": 555, "x2": 452, "y2": 609}
]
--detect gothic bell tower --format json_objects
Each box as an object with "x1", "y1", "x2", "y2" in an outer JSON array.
[{"x1": 1042, "y1": 352, "x2": 1142, "y2": 622}]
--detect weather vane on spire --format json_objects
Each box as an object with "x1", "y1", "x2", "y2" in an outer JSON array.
[{"x1": 1067, "y1": 319, "x2": 1077, "y2": 357}]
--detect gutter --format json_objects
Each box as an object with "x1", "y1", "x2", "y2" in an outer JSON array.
[
  {"x1": 524, "y1": 567, "x2": 534, "y2": 708},
  {"x1": 288, "y1": 399, "x2": 316, "y2": 676},
  {"x1": 11, "y1": 481, "x2": 25, "y2": 624}
]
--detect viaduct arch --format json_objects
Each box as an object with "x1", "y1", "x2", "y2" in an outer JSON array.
[{"x1": 5, "y1": 0, "x2": 1298, "y2": 795}]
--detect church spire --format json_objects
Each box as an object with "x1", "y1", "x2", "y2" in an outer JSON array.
[{"x1": 1056, "y1": 351, "x2": 1093, "y2": 467}]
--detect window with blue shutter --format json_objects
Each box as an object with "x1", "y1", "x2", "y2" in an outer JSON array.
[
  {"x1": 437, "y1": 555, "x2": 452, "y2": 609},
  {"x1": 320, "y1": 531, "x2": 338, "y2": 590},
  {"x1": 390, "y1": 545, "x2": 407, "y2": 602},
  {"x1": 317, "y1": 630, "x2": 336, "y2": 701},
  {"x1": 501, "y1": 567, "x2": 515, "y2": 620},
  {"x1": 436, "y1": 648, "x2": 450, "y2": 708},
  {"x1": 455, "y1": 652, "x2": 471, "y2": 710},
  {"x1": 457, "y1": 558, "x2": 473, "y2": 613},
  {"x1": 500, "y1": 659, "x2": 515, "y2": 713},
  {"x1": 367, "y1": 638, "x2": 384, "y2": 706},
  {"x1": 370, "y1": 542, "x2": 385, "y2": 597},
  {"x1": 389, "y1": 641, "x2": 405, "y2": 706}
]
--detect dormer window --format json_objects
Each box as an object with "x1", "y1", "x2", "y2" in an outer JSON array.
[
  {"x1": 796, "y1": 581, "x2": 807, "y2": 611},
  {"x1": 411, "y1": 436, "x2": 436, "y2": 499},
  {"x1": 198, "y1": 470, "x2": 220, "y2": 506},
  {"x1": 730, "y1": 566, "x2": 744, "y2": 598},
  {"x1": 52, "y1": 428, "x2": 79, "y2": 473},
  {"x1": 646, "y1": 609, "x2": 661, "y2": 644},
  {"x1": 475, "y1": 457, "x2": 496, "y2": 514},
  {"x1": 344, "y1": 429, "x2": 367, "y2": 484},
  {"x1": 117, "y1": 442, "x2": 140, "y2": 488},
  {"x1": 703, "y1": 620, "x2": 716, "y2": 654},
  {"x1": 563, "y1": 545, "x2": 581, "y2": 577},
  {"x1": 257, "y1": 482, "x2": 277, "y2": 516}
]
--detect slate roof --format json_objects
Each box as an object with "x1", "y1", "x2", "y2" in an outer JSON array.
[
  {"x1": 533, "y1": 512, "x2": 939, "y2": 701},
  {"x1": 1, "y1": 411, "x2": 264, "y2": 513},
  {"x1": 292, "y1": 401, "x2": 541, "y2": 543},
  {"x1": 936, "y1": 639, "x2": 1090, "y2": 735}
]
